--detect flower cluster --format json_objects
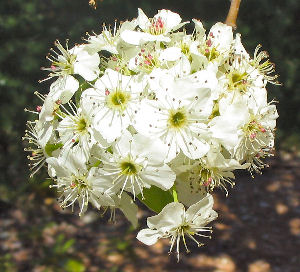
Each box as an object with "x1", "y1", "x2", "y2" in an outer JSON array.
[{"x1": 23, "y1": 8, "x2": 279, "y2": 259}]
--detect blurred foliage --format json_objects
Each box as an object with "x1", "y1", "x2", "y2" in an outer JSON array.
[{"x1": 0, "y1": 0, "x2": 299, "y2": 270}]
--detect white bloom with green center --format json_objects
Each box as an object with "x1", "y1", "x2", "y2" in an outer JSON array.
[
  {"x1": 121, "y1": 8, "x2": 187, "y2": 45},
  {"x1": 190, "y1": 21, "x2": 233, "y2": 70},
  {"x1": 99, "y1": 130, "x2": 176, "y2": 199},
  {"x1": 135, "y1": 75, "x2": 212, "y2": 162},
  {"x1": 45, "y1": 41, "x2": 100, "y2": 81},
  {"x1": 222, "y1": 55, "x2": 265, "y2": 98},
  {"x1": 186, "y1": 148, "x2": 249, "y2": 194},
  {"x1": 84, "y1": 20, "x2": 137, "y2": 55},
  {"x1": 137, "y1": 194, "x2": 218, "y2": 261},
  {"x1": 56, "y1": 99, "x2": 108, "y2": 161},
  {"x1": 234, "y1": 103, "x2": 278, "y2": 170},
  {"x1": 82, "y1": 69, "x2": 144, "y2": 142},
  {"x1": 23, "y1": 119, "x2": 54, "y2": 177},
  {"x1": 47, "y1": 155, "x2": 115, "y2": 216}
]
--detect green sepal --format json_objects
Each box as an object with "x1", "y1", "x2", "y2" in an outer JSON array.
[
  {"x1": 91, "y1": 160, "x2": 101, "y2": 168},
  {"x1": 45, "y1": 143, "x2": 63, "y2": 156},
  {"x1": 137, "y1": 186, "x2": 173, "y2": 213}
]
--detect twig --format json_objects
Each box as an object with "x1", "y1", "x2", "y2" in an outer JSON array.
[{"x1": 225, "y1": 0, "x2": 242, "y2": 29}]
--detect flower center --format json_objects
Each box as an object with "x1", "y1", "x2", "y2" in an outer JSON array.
[
  {"x1": 181, "y1": 42, "x2": 190, "y2": 56},
  {"x1": 243, "y1": 119, "x2": 266, "y2": 139},
  {"x1": 76, "y1": 117, "x2": 87, "y2": 132},
  {"x1": 148, "y1": 17, "x2": 165, "y2": 35},
  {"x1": 135, "y1": 49, "x2": 160, "y2": 73},
  {"x1": 120, "y1": 161, "x2": 140, "y2": 175},
  {"x1": 107, "y1": 89, "x2": 130, "y2": 111},
  {"x1": 70, "y1": 176, "x2": 88, "y2": 191},
  {"x1": 168, "y1": 109, "x2": 187, "y2": 129},
  {"x1": 50, "y1": 41, "x2": 77, "y2": 75},
  {"x1": 228, "y1": 71, "x2": 249, "y2": 92},
  {"x1": 203, "y1": 47, "x2": 219, "y2": 62}
]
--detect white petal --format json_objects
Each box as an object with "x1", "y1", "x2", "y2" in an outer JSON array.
[
  {"x1": 159, "y1": 47, "x2": 182, "y2": 62},
  {"x1": 141, "y1": 164, "x2": 176, "y2": 190},
  {"x1": 192, "y1": 19, "x2": 206, "y2": 41},
  {"x1": 209, "y1": 22, "x2": 233, "y2": 52},
  {"x1": 176, "y1": 176, "x2": 207, "y2": 206},
  {"x1": 137, "y1": 8, "x2": 150, "y2": 31},
  {"x1": 121, "y1": 30, "x2": 150, "y2": 45},
  {"x1": 147, "y1": 202, "x2": 185, "y2": 232},
  {"x1": 49, "y1": 75, "x2": 79, "y2": 104},
  {"x1": 186, "y1": 194, "x2": 218, "y2": 225},
  {"x1": 136, "y1": 228, "x2": 162, "y2": 246},
  {"x1": 131, "y1": 133, "x2": 169, "y2": 164},
  {"x1": 155, "y1": 9, "x2": 181, "y2": 32}
]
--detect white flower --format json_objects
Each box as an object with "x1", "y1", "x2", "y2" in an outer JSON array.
[
  {"x1": 137, "y1": 194, "x2": 218, "y2": 260},
  {"x1": 234, "y1": 103, "x2": 278, "y2": 173},
  {"x1": 56, "y1": 99, "x2": 108, "y2": 161},
  {"x1": 231, "y1": 34, "x2": 280, "y2": 86},
  {"x1": 135, "y1": 75, "x2": 212, "y2": 162},
  {"x1": 98, "y1": 130, "x2": 176, "y2": 199},
  {"x1": 23, "y1": 119, "x2": 54, "y2": 177},
  {"x1": 121, "y1": 9, "x2": 187, "y2": 45},
  {"x1": 47, "y1": 155, "x2": 114, "y2": 216},
  {"x1": 44, "y1": 41, "x2": 100, "y2": 81},
  {"x1": 128, "y1": 45, "x2": 162, "y2": 74},
  {"x1": 82, "y1": 69, "x2": 144, "y2": 142},
  {"x1": 85, "y1": 21, "x2": 137, "y2": 55},
  {"x1": 190, "y1": 22, "x2": 233, "y2": 70},
  {"x1": 222, "y1": 55, "x2": 265, "y2": 98},
  {"x1": 186, "y1": 148, "x2": 249, "y2": 194}
]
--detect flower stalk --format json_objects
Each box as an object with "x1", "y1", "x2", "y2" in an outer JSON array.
[{"x1": 225, "y1": 0, "x2": 242, "y2": 29}]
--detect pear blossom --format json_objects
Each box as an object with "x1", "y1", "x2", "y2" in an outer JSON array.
[
  {"x1": 23, "y1": 119, "x2": 54, "y2": 177},
  {"x1": 190, "y1": 22, "x2": 233, "y2": 70},
  {"x1": 234, "y1": 103, "x2": 278, "y2": 172},
  {"x1": 137, "y1": 194, "x2": 218, "y2": 260},
  {"x1": 98, "y1": 130, "x2": 176, "y2": 198},
  {"x1": 44, "y1": 41, "x2": 100, "y2": 81},
  {"x1": 135, "y1": 75, "x2": 212, "y2": 162},
  {"x1": 82, "y1": 69, "x2": 144, "y2": 142},
  {"x1": 121, "y1": 8, "x2": 187, "y2": 45},
  {"x1": 186, "y1": 148, "x2": 249, "y2": 193},
  {"x1": 24, "y1": 8, "x2": 280, "y2": 259},
  {"x1": 47, "y1": 154, "x2": 114, "y2": 216}
]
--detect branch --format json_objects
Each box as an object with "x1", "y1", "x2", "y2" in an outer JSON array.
[
  {"x1": 225, "y1": 0, "x2": 242, "y2": 29},
  {"x1": 89, "y1": 0, "x2": 103, "y2": 9}
]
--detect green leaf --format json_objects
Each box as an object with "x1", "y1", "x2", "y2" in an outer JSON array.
[
  {"x1": 138, "y1": 186, "x2": 173, "y2": 213},
  {"x1": 64, "y1": 259, "x2": 85, "y2": 272},
  {"x1": 45, "y1": 143, "x2": 63, "y2": 156},
  {"x1": 62, "y1": 239, "x2": 75, "y2": 253}
]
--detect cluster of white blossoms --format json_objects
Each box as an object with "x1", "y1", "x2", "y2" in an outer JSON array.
[{"x1": 23, "y1": 8, "x2": 279, "y2": 260}]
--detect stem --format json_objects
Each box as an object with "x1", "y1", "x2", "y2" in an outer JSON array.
[
  {"x1": 89, "y1": 0, "x2": 97, "y2": 9},
  {"x1": 225, "y1": 0, "x2": 242, "y2": 29}
]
